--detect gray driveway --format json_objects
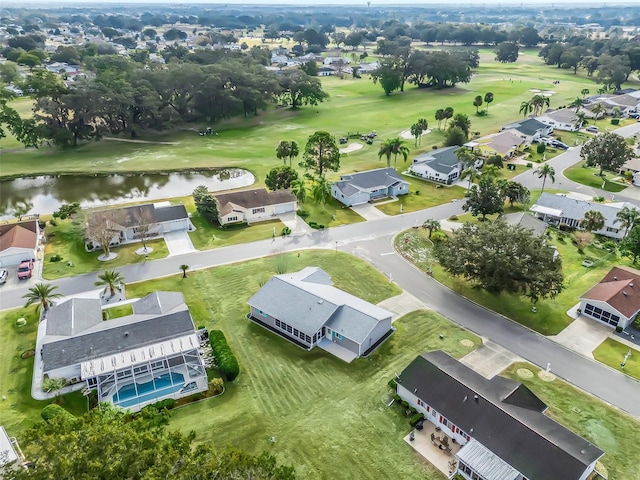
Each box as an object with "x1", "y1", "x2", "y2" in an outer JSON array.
[
  {"x1": 164, "y1": 231, "x2": 197, "y2": 256},
  {"x1": 351, "y1": 203, "x2": 389, "y2": 220}
]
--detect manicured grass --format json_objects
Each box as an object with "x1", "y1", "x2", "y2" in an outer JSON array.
[
  {"x1": 42, "y1": 218, "x2": 169, "y2": 280},
  {"x1": 377, "y1": 178, "x2": 465, "y2": 215},
  {"x1": 0, "y1": 307, "x2": 88, "y2": 436},
  {"x1": 298, "y1": 196, "x2": 366, "y2": 227},
  {"x1": 0, "y1": 97, "x2": 34, "y2": 150},
  {"x1": 395, "y1": 226, "x2": 621, "y2": 335},
  {"x1": 189, "y1": 214, "x2": 285, "y2": 250},
  {"x1": 593, "y1": 338, "x2": 640, "y2": 381},
  {"x1": 103, "y1": 303, "x2": 134, "y2": 320},
  {"x1": 503, "y1": 362, "x2": 640, "y2": 480},
  {"x1": 564, "y1": 162, "x2": 628, "y2": 193}
]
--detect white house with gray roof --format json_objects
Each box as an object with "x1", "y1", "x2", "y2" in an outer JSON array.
[
  {"x1": 408, "y1": 146, "x2": 461, "y2": 185},
  {"x1": 331, "y1": 168, "x2": 409, "y2": 207},
  {"x1": 38, "y1": 292, "x2": 208, "y2": 412},
  {"x1": 530, "y1": 193, "x2": 638, "y2": 239},
  {"x1": 535, "y1": 109, "x2": 582, "y2": 131},
  {"x1": 501, "y1": 118, "x2": 552, "y2": 144},
  {"x1": 247, "y1": 267, "x2": 394, "y2": 362}
]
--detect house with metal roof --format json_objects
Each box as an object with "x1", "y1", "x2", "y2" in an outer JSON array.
[
  {"x1": 579, "y1": 265, "x2": 640, "y2": 329},
  {"x1": 331, "y1": 168, "x2": 409, "y2": 207},
  {"x1": 247, "y1": 267, "x2": 394, "y2": 362},
  {"x1": 408, "y1": 146, "x2": 461, "y2": 185},
  {"x1": 86, "y1": 202, "x2": 191, "y2": 251},
  {"x1": 38, "y1": 291, "x2": 208, "y2": 412},
  {"x1": 501, "y1": 118, "x2": 552, "y2": 144},
  {"x1": 0, "y1": 217, "x2": 39, "y2": 267},
  {"x1": 397, "y1": 351, "x2": 604, "y2": 480},
  {"x1": 214, "y1": 188, "x2": 297, "y2": 225},
  {"x1": 530, "y1": 193, "x2": 637, "y2": 240}
]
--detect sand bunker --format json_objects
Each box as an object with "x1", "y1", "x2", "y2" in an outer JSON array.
[
  {"x1": 400, "y1": 128, "x2": 432, "y2": 140},
  {"x1": 339, "y1": 143, "x2": 364, "y2": 154}
]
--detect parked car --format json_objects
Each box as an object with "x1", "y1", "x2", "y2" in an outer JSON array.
[
  {"x1": 17, "y1": 259, "x2": 34, "y2": 280},
  {"x1": 0, "y1": 269, "x2": 7, "y2": 285},
  {"x1": 550, "y1": 140, "x2": 569, "y2": 150},
  {"x1": 585, "y1": 126, "x2": 599, "y2": 133}
]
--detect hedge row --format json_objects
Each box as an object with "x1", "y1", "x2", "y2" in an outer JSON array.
[
  {"x1": 209, "y1": 330, "x2": 240, "y2": 381},
  {"x1": 41, "y1": 404, "x2": 75, "y2": 423}
]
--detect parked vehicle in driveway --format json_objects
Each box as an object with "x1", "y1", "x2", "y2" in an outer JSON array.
[
  {"x1": 0, "y1": 269, "x2": 7, "y2": 285},
  {"x1": 550, "y1": 140, "x2": 569, "y2": 150},
  {"x1": 585, "y1": 126, "x2": 599, "y2": 133},
  {"x1": 17, "y1": 259, "x2": 34, "y2": 280}
]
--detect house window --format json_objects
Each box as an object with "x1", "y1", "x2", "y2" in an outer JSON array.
[
  {"x1": 293, "y1": 328, "x2": 299, "y2": 336},
  {"x1": 286, "y1": 325, "x2": 292, "y2": 334},
  {"x1": 606, "y1": 227, "x2": 619, "y2": 233},
  {"x1": 227, "y1": 216, "x2": 238, "y2": 222},
  {"x1": 305, "y1": 334, "x2": 311, "y2": 343},
  {"x1": 252, "y1": 207, "x2": 265, "y2": 214},
  {"x1": 275, "y1": 319, "x2": 281, "y2": 327},
  {"x1": 442, "y1": 418, "x2": 448, "y2": 427}
]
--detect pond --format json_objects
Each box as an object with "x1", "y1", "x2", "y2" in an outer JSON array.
[{"x1": 0, "y1": 169, "x2": 255, "y2": 219}]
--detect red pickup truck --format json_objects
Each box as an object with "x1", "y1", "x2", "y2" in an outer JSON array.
[{"x1": 17, "y1": 259, "x2": 34, "y2": 280}]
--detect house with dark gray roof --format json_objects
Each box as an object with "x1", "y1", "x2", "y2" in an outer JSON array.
[
  {"x1": 86, "y1": 201, "x2": 191, "y2": 251},
  {"x1": 531, "y1": 193, "x2": 638, "y2": 240},
  {"x1": 214, "y1": 188, "x2": 297, "y2": 225},
  {"x1": 247, "y1": 267, "x2": 394, "y2": 362},
  {"x1": 502, "y1": 212, "x2": 548, "y2": 237},
  {"x1": 331, "y1": 168, "x2": 409, "y2": 206},
  {"x1": 501, "y1": 118, "x2": 552, "y2": 144},
  {"x1": 397, "y1": 351, "x2": 604, "y2": 480},
  {"x1": 38, "y1": 292, "x2": 207, "y2": 412},
  {"x1": 408, "y1": 146, "x2": 461, "y2": 185}
]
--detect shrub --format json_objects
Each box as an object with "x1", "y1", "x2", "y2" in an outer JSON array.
[
  {"x1": 592, "y1": 195, "x2": 605, "y2": 202},
  {"x1": 308, "y1": 221, "x2": 318, "y2": 228},
  {"x1": 409, "y1": 412, "x2": 425, "y2": 427},
  {"x1": 432, "y1": 145, "x2": 439, "y2": 150},
  {"x1": 50, "y1": 254, "x2": 63, "y2": 262},
  {"x1": 49, "y1": 218, "x2": 58, "y2": 227},
  {"x1": 415, "y1": 190, "x2": 420, "y2": 195},
  {"x1": 448, "y1": 215, "x2": 458, "y2": 221},
  {"x1": 393, "y1": 394, "x2": 401, "y2": 402},
  {"x1": 387, "y1": 378, "x2": 397, "y2": 389},
  {"x1": 149, "y1": 398, "x2": 177, "y2": 411},
  {"x1": 297, "y1": 209, "x2": 309, "y2": 218},
  {"x1": 38, "y1": 220, "x2": 46, "y2": 230},
  {"x1": 400, "y1": 400, "x2": 409, "y2": 408},
  {"x1": 209, "y1": 330, "x2": 240, "y2": 381},
  {"x1": 41, "y1": 404, "x2": 74, "y2": 423},
  {"x1": 431, "y1": 230, "x2": 448, "y2": 242},
  {"x1": 616, "y1": 326, "x2": 623, "y2": 333},
  {"x1": 603, "y1": 240, "x2": 617, "y2": 251},
  {"x1": 209, "y1": 377, "x2": 224, "y2": 394},
  {"x1": 526, "y1": 162, "x2": 533, "y2": 168},
  {"x1": 611, "y1": 118, "x2": 620, "y2": 125},
  {"x1": 281, "y1": 226, "x2": 291, "y2": 236},
  {"x1": 536, "y1": 143, "x2": 546, "y2": 154}
]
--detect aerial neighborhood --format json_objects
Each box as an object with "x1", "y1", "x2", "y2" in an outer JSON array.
[{"x1": 2, "y1": 2, "x2": 640, "y2": 479}]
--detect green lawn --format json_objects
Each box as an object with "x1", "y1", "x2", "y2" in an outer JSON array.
[
  {"x1": 503, "y1": 362, "x2": 639, "y2": 480},
  {"x1": 395, "y1": 226, "x2": 621, "y2": 335},
  {"x1": 42, "y1": 218, "x2": 169, "y2": 280},
  {"x1": 564, "y1": 162, "x2": 628, "y2": 193},
  {"x1": 593, "y1": 338, "x2": 640, "y2": 381},
  {"x1": 377, "y1": 178, "x2": 466, "y2": 215},
  {"x1": 298, "y1": 196, "x2": 366, "y2": 227}
]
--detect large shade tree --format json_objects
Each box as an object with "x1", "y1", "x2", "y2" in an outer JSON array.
[
  {"x1": 299, "y1": 131, "x2": 340, "y2": 177},
  {"x1": 580, "y1": 132, "x2": 634, "y2": 176},
  {"x1": 463, "y1": 176, "x2": 504, "y2": 220},
  {"x1": 434, "y1": 220, "x2": 564, "y2": 303}
]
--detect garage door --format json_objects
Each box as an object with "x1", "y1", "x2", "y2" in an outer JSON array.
[
  {"x1": 0, "y1": 252, "x2": 31, "y2": 267},
  {"x1": 274, "y1": 203, "x2": 294, "y2": 214}
]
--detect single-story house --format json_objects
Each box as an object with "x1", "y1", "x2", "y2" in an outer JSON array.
[
  {"x1": 331, "y1": 168, "x2": 409, "y2": 207},
  {"x1": 501, "y1": 118, "x2": 553, "y2": 143},
  {"x1": 472, "y1": 131, "x2": 527, "y2": 158},
  {"x1": 502, "y1": 212, "x2": 548, "y2": 236},
  {"x1": 579, "y1": 265, "x2": 640, "y2": 329},
  {"x1": 408, "y1": 146, "x2": 461, "y2": 185},
  {"x1": 530, "y1": 193, "x2": 637, "y2": 240},
  {"x1": 535, "y1": 108, "x2": 582, "y2": 131},
  {"x1": 214, "y1": 188, "x2": 297, "y2": 225},
  {"x1": 39, "y1": 291, "x2": 208, "y2": 412},
  {"x1": 86, "y1": 202, "x2": 190, "y2": 251},
  {"x1": 317, "y1": 66, "x2": 337, "y2": 76},
  {"x1": 587, "y1": 94, "x2": 639, "y2": 116},
  {"x1": 247, "y1": 267, "x2": 394, "y2": 362},
  {"x1": 0, "y1": 217, "x2": 39, "y2": 267},
  {"x1": 397, "y1": 351, "x2": 604, "y2": 480},
  {"x1": 357, "y1": 62, "x2": 380, "y2": 74},
  {"x1": 619, "y1": 157, "x2": 640, "y2": 186},
  {"x1": 0, "y1": 425, "x2": 21, "y2": 469},
  {"x1": 323, "y1": 56, "x2": 350, "y2": 65}
]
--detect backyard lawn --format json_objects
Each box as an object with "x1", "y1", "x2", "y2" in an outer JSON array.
[
  {"x1": 564, "y1": 162, "x2": 628, "y2": 193},
  {"x1": 503, "y1": 362, "x2": 639, "y2": 480},
  {"x1": 395, "y1": 226, "x2": 620, "y2": 335},
  {"x1": 593, "y1": 338, "x2": 640, "y2": 381}
]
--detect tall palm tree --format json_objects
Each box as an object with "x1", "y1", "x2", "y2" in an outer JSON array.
[
  {"x1": 422, "y1": 219, "x2": 441, "y2": 238},
  {"x1": 535, "y1": 164, "x2": 555, "y2": 194},
  {"x1": 23, "y1": 283, "x2": 62, "y2": 313},
  {"x1": 312, "y1": 175, "x2": 331, "y2": 211},
  {"x1": 94, "y1": 270, "x2": 125, "y2": 298},
  {"x1": 574, "y1": 112, "x2": 587, "y2": 131},
  {"x1": 569, "y1": 97, "x2": 584, "y2": 112},
  {"x1": 290, "y1": 177, "x2": 307, "y2": 205},
  {"x1": 484, "y1": 92, "x2": 494, "y2": 113},
  {"x1": 456, "y1": 147, "x2": 477, "y2": 169},
  {"x1": 390, "y1": 137, "x2": 410, "y2": 170},
  {"x1": 434, "y1": 109, "x2": 446, "y2": 130},
  {"x1": 288, "y1": 141, "x2": 300, "y2": 167},
  {"x1": 519, "y1": 100, "x2": 532, "y2": 118},
  {"x1": 460, "y1": 166, "x2": 480, "y2": 189},
  {"x1": 443, "y1": 106, "x2": 454, "y2": 128},
  {"x1": 591, "y1": 103, "x2": 605, "y2": 125},
  {"x1": 482, "y1": 165, "x2": 502, "y2": 180},
  {"x1": 530, "y1": 94, "x2": 550, "y2": 116},
  {"x1": 615, "y1": 206, "x2": 640, "y2": 238},
  {"x1": 275, "y1": 141, "x2": 291, "y2": 165},
  {"x1": 582, "y1": 210, "x2": 605, "y2": 233},
  {"x1": 378, "y1": 138, "x2": 395, "y2": 168},
  {"x1": 581, "y1": 88, "x2": 590, "y2": 98}
]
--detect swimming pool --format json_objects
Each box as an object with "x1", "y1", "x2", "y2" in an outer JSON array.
[{"x1": 113, "y1": 372, "x2": 185, "y2": 408}]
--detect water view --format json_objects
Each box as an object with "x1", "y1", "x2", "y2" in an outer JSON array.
[{"x1": 0, "y1": 169, "x2": 254, "y2": 219}]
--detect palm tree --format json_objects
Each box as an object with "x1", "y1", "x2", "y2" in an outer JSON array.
[
  {"x1": 473, "y1": 95, "x2": 483, "y2": 114},
  {"x1": 582, "y1": 210, "x2": 605, "y2": 233},
  {"x1": 443, "y1": 106, "x2": 454, "y2": 128},
  {"x1": 460, "y1": 166, "x2": 480, "y2": 189},
  {"x1": 484, "y1": 92, "x2": 494, "y2": 113},
  {"x1": 378, "y1": 138, "x2": 395, "y2": 168},
  {"x1": 422, "y1": 219, "x2": 441, "y2": 238},
  {"x1": 410, "y1": 123, "x2": 422, "y2": 148},
  {"x1": 530, "y1": 94, "x2": 550, "y2": 116},
  {"x1": 456, "y1": 147, "x2": 477, "y2": 169},
  {"x1": 591, "y1": 103, "x2": 605, "y2": 125},
  {"x1": 288, "y1": 141, "x2": 300, "y2": 167},
  {"x1": 290, "y1": 177, "x2": 307, "y2": 205},
  {"x1": 569, "y1": 97, "x2": 584, "y2": 112},
  {"x1": 519, "y1": 100, "x2": 532, "y2": 117},
  {"x1": 482, "y1": 165, "x2": 502, "y2": 180},
  {"x1": 581, "y1": 88, "x2": 590, "y2": 98},
  {"x1": 389, "y1": 137, "x2": 410, "y2": 170},
  {"x1": 574, "y1": 112, "x2": 587, "y2": 131},
  {"x1": 23, "y1": 283, "x2": 62, "y2": 313},
  {"x1": 180, "y1": 264, "x2": 189, "y2": 278},
  {"x1": 434, "y1": 109, "x2": 446, "y2": 130},
  {"x1": 535, "y1": 164, "x2": 555, "y2": 194},
  {"x1": 615, "y1": 206, "x2": 640, "y2": 238},
  {"x1": 275, "y1": 141, "x2": 291, "y2": 165},
  {"x1": 312, "y1": 175, "x2": 331, "y2": 211},
  {"x1": 94, "y1": 270, "x2": 125, "y2": 298}
]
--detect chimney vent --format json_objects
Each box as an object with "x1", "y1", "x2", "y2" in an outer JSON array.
[
  {"x1": 474, "y1": 395, "x2": 479, "y2": 402},
  {"x1": 463, "y1": 395, "x2": 468, "y2": 402},
  {"x1": 623, "y1": 291, "x2": 628, "y2": 296}
]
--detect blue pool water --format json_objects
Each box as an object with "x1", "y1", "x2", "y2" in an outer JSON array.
[{"x1": 113, "y1": 372, "x2": 185, "y2": 408}]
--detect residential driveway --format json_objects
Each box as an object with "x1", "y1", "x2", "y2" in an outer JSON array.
[
  {"x1": 549, "y1": 316, "x2": 611, "y2": 358},
  {"x1": 278, "y1": 212, "x2": 313, "y2": 235},
  {"x1": 351, "y1": 203, "x2": 389, "y2": 221},
  {"x1": 459, "y1": 340, "x2": 523, "y2": 379},
  {"x1": 377, "y1": 291, "x2": 428, "y2": 322},
  {"x1": 164, "y1": 231, "x2": 197, "y2": 256}
]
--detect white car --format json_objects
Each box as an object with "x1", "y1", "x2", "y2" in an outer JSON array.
[
  {"x1": 0, "y1": 269, "x2": 7, "y2": 285},
  {"x1": 585, "y1": 126, "x2": 599, "y2": 133}
]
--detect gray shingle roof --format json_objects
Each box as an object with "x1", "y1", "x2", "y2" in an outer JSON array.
[
  {"x1": 502, "y1": 118, "x2": 548, "y2": 136},
  {"x1": 333, "y1": 168, "x2": 408, "y2": 196},
  {"x1": 132, "y1": 291, "x2": 186, "y2": 315},
  {"x1": 540, "y1": 108, "x2": 577, "y2": 124},
  {"x1": 503, "y1": 212, "x2": 548, "y2": 236},
  {"x1": 46, "y1": 298, "x2": 103, "y2": 337},
  {"x1": 399, "y1": 352, "x2": 604, "y2": 480},
  {"x1": 215, "y1": 188, "x2": 296, "y2": 216},
  {"x1": 532, "y1": 193, "x2": 637, "y2": 228},
  {"x1": 247, "y1": 267, "x2": 392, "y2": 342},
  {"x1": 88, "y1": 203, "x2": 188, "y2": 229},
  {"x1": 412, "y1": 146, "x2": 460, "y2": 174}
]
